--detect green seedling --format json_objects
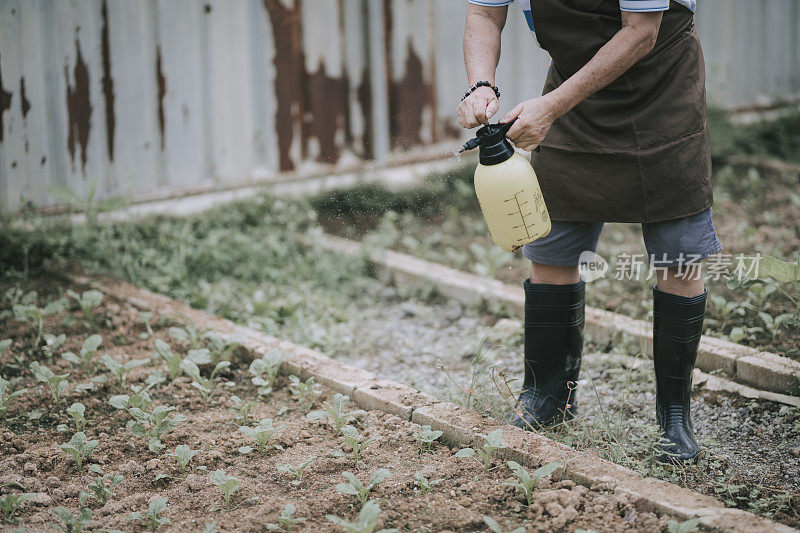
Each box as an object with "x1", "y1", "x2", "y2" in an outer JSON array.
[
  {"x1": 0, "y1": 377, "x2": 26, "y2": 420},
  {"x1": 52, "y1": 505, "x2": 92, "y2": 532},
  {"x1": 248, "y1": 349, "x2": 286, "y2": 396},
  {"x1": 239, "y1": 418, "x2": 284, "y2": 454},
  {"x1": 180, "y1": 359, "x2": 232, "y2": 404},
  {"x1": 455, "y1": 429, "x2": 506, "y2": 471},
  {"x1": 504, "y1": 460, "x2": 562, "y2": 506},
  {"x1": 333, "y1": 425, "x2": 380, "y2": 469},
  {"x1": 0, "y1": 338, "x2": 11, "y2": 355},
  {"x1": 667, "y1": 518, "x2": 700, "y2": 533},
  {"x1": 412, "y1": 425, "x2": 443, "y2": 454},
  {"x1": 169, "y1": 444, "x2": 198, "y2": 477},
  {"x1": 67, "y1": 289, "x2": 103, "y2": 322},
  {"x1": 86, "y1": 464, "x2": 123, "y2": 505},
  {"x1": 204, "y1": 521, "x2": 220, "y2": 533},
  {"x1": 288, "y1": 375, "x2": 321, "y2": 409},
  {"x1": 336, "y1": 469, "x2": 392, "y2": 507},
  {"x1": 276, "y1": 456, "x2": 316, "y2": 486},
  {"x1": 266, "y1": 503, "x2": 305, "y2": 532},
  {"x1": 307, "y1": 393, "x2": 365, "y2": 436},
  {"x1": 59, "y1": 431, "x2": 99, "y2": 476},
  {"x1": 139, "y1": 311, "x2": 154, "y2": 338},
  {"x1": 1, "y1": 491, "x2": 35, "y2": 524},
  {"x1": 153, "y1": 339, "x2": 183, "y2": 380},
  {"x1": 203, "y1": 331, "x2": 244, "y2": 363},
  {"x1": 209, "y1": 470, "x2": 239, "y2": 511},
  {"x1": 43, "y1": 333, "x2": 66, "y2": 357},
  {"x1": 65, "y1": 402, "x2": 86, "y2": 432},
  {"x1": 186, "y1": 348, "x2": 212, "y2": 365},
  {"x1": 413, "y1": 472, "x2": 443, "y2": 495},
  {"x1": 112, "y1": 397, "x2": 187, "y2": 453},
  {"x1": 482, "y1": 516, "x2": 525, "y2": 533},
  {"x1": 127, "y1": 497, "x2": 171, "y2": 531},
  {"x1": 326, "y1": 500, "x2": 396, "y2": 533},
  {"x1": 30, "y1": 361, "x2": 69, "y2": 405},
  {"x1": 102, "y1": 354, "x2": 147, "y2": 388},
  {"x1": 168, "y1": 324, "x2": 205, "y2": 348},
  {"x1": 13, "y1": 297, "x2": 65, "y2": 346},
  {"x1": 61, "y1": 334, "x2": 103, "y2": 374},
  {"x1": 758, "y1": 311, "x2": 793, "y2": 340},
  {"x1": 229, "y1": 395, "x2": 257, "y2": 423}
]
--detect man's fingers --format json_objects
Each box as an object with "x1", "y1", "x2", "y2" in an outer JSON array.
[
  {"x1": 473, "y1": 98, "x2": 489, "y2": 124},
  {"x1": 485, "y1": 98, "x2": 499, "y2": 120}
]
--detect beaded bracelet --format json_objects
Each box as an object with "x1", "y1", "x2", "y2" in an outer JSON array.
[{"x1": 461, "y1": 81, "x2": 500, "y2": 101}]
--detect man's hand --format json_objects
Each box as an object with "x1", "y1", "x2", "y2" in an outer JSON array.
[
  {"x1": 500, "y1": 96, "x2": 557, "y2": 151},
  {"x1": 457, "y1": 86, "x2": 500, "y2": 128}
]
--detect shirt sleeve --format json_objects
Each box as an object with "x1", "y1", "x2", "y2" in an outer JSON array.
[
  {"x1": 468, "y1": 0, "x2": 514, "y2": 6},
  {"x1": 619, "y1": 0, "x2": 669, "y2": 11}
]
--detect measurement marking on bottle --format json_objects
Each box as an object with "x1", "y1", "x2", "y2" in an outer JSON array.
[{"x1": 504, "y1": 189, "x2": 539, "y2": 240}]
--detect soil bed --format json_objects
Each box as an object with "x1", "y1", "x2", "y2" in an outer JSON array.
[{"x1": 2, "y1": 277, "x2": 689, "y2": 532}]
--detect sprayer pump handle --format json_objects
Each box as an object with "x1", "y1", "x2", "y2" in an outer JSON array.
[{"x1": 497, "y1": 117, "x2": 517, "y2": 136}]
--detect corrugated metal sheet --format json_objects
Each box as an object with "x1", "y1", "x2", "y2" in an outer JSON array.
[{"x1": 1, "y1": 0, "x2": 799, "y2": 211}]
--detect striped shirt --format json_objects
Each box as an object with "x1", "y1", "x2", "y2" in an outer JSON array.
[{"x1": 470, "y1": 0, "x2": 695, "y2": 37}]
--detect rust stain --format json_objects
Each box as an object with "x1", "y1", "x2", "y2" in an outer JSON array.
[
  {"x1": 0, "y1": 53, "x2": 12, "y2": 143},
  {"x1": 306, "y1": 62, "x2": 347, "y2": 164},
  {"x1": 156, "y1": 45, "x2": 166, "y2": 150},
  {"x1": 65, "y1": 37, "x2": 92, "y2": 173},
  {"x1": 263, "y1": 0, "x2": 305, "y2": 171},
  {"x1": 101, "y1": 0, "x2": 115, "y2": 160},
  {"x1": 19, "y1": 76, "x2": 30, "y2": 120},
  {"x1": 391, "y1": 40, "x2": 426, "y2": 149}
]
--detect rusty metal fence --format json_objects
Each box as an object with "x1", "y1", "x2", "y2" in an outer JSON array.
[{"x1": 1, "y1": 0, "x2": 799, "y2": 211}]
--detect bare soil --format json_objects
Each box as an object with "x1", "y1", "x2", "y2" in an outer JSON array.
[{"x1": 1, "y1": 277, "x2": 688, "y2": 532}]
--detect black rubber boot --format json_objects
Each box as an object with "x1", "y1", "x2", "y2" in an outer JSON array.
[
  {"x1": 510, "y1": 279, "x2": 585, "y2": 430},
  {"x1": 652, "y1": 286, "x2": 707, "y2": 463}
]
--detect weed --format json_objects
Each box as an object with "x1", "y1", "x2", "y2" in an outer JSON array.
[
  {"x1": 504, "y1": 460, "x2": 562, "y2": 506},
  {"x1": 413, "y1": 472, "x2": 443, "y2": 495},
  {"x1": 85, "y1": 464, "x2": 123, "y2": 505},
  {"x1": 52, "y1": 505, "x2": 92, "y2": 532},
  {"x1": 0, "y1": 491, "x2": 35, "y2": 524},
  {"x1": 482, "y1": 516, "x2": 525, "y2": 533},
  {"x1": 66, "y1": 289, "x2": 103, "y2": 322},
  {"x1": 334, "y1": 425, "x2": 380, "y2": 469},
  {"x1": 307, "y1": 393, "x2": 365, "y2": 436},
  {"x1": 326, "y1": 500, "x2": 397, "y2": 533},
  {"x1": 61, "y1": 334, "x2": 103, "y2": 374},
  {"x1": 248, "y1": 349, "x2": 286, "y2": 396},
  {"x1": 288, "y1": 375, "x2": 321, "y2": 409},
  {"x1": 180, "y1": 359, "x2": 232, "y2": 404},
  {"x1": 277, "y1": 456, "x2": 317, "y2": 486},
  {"x1": 336, "y1": 469, "x2": 392, "y2": 507},
  {"x1": 239, "y1": 418, "x2": 284, "y2": 454},
  {"x1": 30, "y1": 361, "x2": 69, "y2": 405},
  {"x1": 267, "y1": 503, "x2": 305, "y2": 532},
  {"x1": 0, "y1": 377, "x2": 26, "y2": 420},
  {"x1": 153, "y1": 339, "x2": 183, "y2": 380},
  {"x1": 412, "y1": 425, "x2": 443, "y2": 454},
  {"x1": 455, "y1": 429, "x2": 506, "y2": 471},
  {"x1": 169, "y1": 444, "x2": 198, "y2": 477},
  {"x1": 228, "y1": 395, "x2": 257, "y2": 423},
  {"x1": 59, "y1": 431, "x2": 99, "y2": 476},
  {"x1": 209, "y1": 470, "x2": 239, "y2": 511},
  {"x1": 127, "y1": 497, "x2": 171, "y2": 531},
  {"x1": 102, "y1": 354, "x2": 148, "y2": 388}
]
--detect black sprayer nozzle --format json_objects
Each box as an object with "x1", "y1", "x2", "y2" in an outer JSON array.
[{"x1": 460, "y1": 118, "x2": 517, "y2": 165}]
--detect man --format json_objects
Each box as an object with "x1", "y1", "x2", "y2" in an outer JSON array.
[{"x1": 457, "y1": 0, "x2": 721, "y2": 463}]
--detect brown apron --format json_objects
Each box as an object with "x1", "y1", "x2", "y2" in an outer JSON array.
[{"x1": 530, "y1": 0, "x2": 713, "y2": 223}]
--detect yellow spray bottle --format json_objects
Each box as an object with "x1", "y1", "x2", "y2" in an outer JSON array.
[{"x1": 460, "y1": 120, "x2": 551, "y2": 252}]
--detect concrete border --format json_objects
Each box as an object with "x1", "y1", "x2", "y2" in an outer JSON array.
[
  {"x1": 66, "y1": 272, "x2": 797, "y2": 533},
  {"x1": 304, "y1": 233, "x2": 800, "y2": 398}
]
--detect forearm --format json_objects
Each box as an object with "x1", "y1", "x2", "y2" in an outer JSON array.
[
  {"x1": 463, "y1": 8, "x2": 505, "y2": 85},
  {"x1": 545, "y1": 19, "x2": 660, "y2": 119}
]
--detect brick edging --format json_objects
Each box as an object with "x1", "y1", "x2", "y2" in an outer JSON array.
[
  {"x1": 304, "y1": 233, "x2": 800, "y2": 397},
  {"x1": 66, "y1": 273, "x2": 797, "y2": 533}
]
